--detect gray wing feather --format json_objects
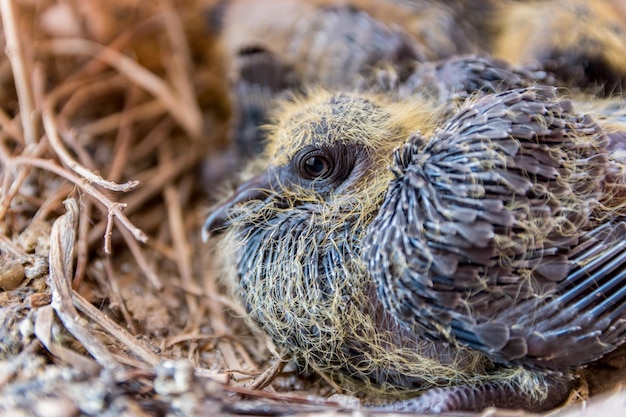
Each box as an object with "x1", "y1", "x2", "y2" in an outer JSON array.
[{"x1": 365, "y1": 86, "x2": 625, "y2": 370}]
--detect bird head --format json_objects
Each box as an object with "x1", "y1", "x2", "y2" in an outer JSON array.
[{"x1": 202, "y1": 90, "x2": 436, "y2": 238}]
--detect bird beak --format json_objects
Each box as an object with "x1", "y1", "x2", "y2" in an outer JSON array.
[{"x1": 202, "y1": 170, "x2": 274, "y2": 242}]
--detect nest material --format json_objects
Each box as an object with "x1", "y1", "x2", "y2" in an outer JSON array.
[{"x1": 0, "y1": 1, "x2": 625, "y2": 416}]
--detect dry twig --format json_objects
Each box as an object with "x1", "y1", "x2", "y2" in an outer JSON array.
[
  {"x1": 0, "y1": 0, "x2": 37, "y2": 145},
  {"x1": 48, "y1": 199, "x2": 120, "y2": 370}
]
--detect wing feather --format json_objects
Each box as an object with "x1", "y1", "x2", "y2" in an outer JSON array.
[{"x1": 364, "y1": 86, "x2": 625, "y2": 370}]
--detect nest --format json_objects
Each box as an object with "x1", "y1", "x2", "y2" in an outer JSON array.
[{"x1": 0, "y1": 1, "x2": 625, "y2": 416}]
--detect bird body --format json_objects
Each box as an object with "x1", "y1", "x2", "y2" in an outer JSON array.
[
  {"x1": 214, "y1": 91, "x2": 489, "y2": 393},
  {"x1": 204, "y1": 85, "x2": 626, "y2": 411},
  {"x1": 204, "y1": 0, "x2": 626, "y2": 412}
]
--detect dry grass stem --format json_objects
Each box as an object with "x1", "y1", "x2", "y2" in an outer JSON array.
[
  {"x1": 0, "y1": 0, "x2": 36, "y2": 145},
  {"x1": 48, "y1": 199, "x2": 120, "y2": 370},
  {"x1": 10, "y1": 155, "x2": 148, "y2": 245},
  {"x1": 42, "y1": 103, "x2": 141, "y2": 192},
  {"x1": 72, "y1": 291, "x2": 162, "y2": 367},
  {"x1": 34, "y1": 305, "x2": 101, "y2": 373}
]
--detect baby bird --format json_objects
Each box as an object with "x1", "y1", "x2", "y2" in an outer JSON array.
[{"x1": 203, "y1": 85, "x2": 626, "y2": 412}]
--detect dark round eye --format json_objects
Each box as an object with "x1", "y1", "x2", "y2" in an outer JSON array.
[{"x1": 299, "y1": 152, "x2": 333, "y2": 179}]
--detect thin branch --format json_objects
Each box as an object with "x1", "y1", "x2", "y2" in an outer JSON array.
[
  {"x1": 0, "y1": 0, "x2": 36, "y2": 146},
  {"x1": 165, "y1": 185, "x2": 195, "y2": 308},
  {"x1": 8, "y1": 155, "x2": 148, "y2": 245},
  {"x1": 42, "y1": 101, "x2": 141, "y2": 192},
  {"x1": 86, "y1": 148, "x2": 204, "y2": 246},
  {"x1": 247, "y1": 359, "x2": 289, "y2": 391},
  {"x1": 34, "y1": 306, "x2": 101, "y2": 374},
  {"x1": 73, "y1": 197, "x2": 92, "y2": 289},
  {"x1": 104, "y1": 207, "x2": 116, "y2": 254},
  {"x1": 108, "y1": 84, "x2": 140, "y2": 182},
  {"x1": 48, "y1": 199, "x2": 121, "y2": 370},
  {"x1": 72, "y1": 290, "x2": 162, "y2": 367}
]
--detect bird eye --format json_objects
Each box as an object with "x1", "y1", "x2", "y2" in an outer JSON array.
[{"x1": 299, "y1": 151, "x2": 333, "y2": 179}]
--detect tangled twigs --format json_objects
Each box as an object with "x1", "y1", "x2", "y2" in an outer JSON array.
[
  {"x1": 46, "y1": 198, "x2": 162, "y2": 369},
  {"x1": 42, "y1": 104, "x2": 141, "y2": 193},
  {"x1": 34, "y1": 305, "x2": 101, "y2": 373},
  {"x1": 72, "y1": 289, "x2": 162, "y2": 367},
  {"x1": 6, "y1": 155, "x2": 148, "y2": 250},
  {"x1": 0, "y1": 0, "x2": 292, "y2": 413},
  {"x1": 48, "y1": 198, "x2": 121, "y2": 370},
  {"x1": 38, "y1": 37, "x2": 203, "y2": 140}
]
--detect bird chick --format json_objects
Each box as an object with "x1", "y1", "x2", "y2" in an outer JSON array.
[{"x1": 203, "y1": 85, "x2": 626, "y2": 412}]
